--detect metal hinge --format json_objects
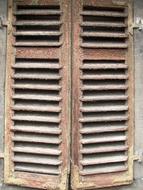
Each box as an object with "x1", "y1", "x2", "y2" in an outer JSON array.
[
  {"x1": 0, "y1": 152, "x2": 4, "y2": 159},
  {"x1": 133, "y1": 17, "x2": 143, "y2": 31},
  {"x1": 0, "y1": 16, "x2": 8, "y2": 28},
  {"x1": 129, "y1": 17, "x2": 143, "y2": 36},
  {"x1": 134, "y1": 151, "x2": 143, "y2": 163}
]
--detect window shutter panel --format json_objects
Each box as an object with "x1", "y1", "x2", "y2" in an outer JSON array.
[
  {"x1": 5, "y1": 0, "x2": 70, "y2": 189},
  {"x1": 71, "y1": 0, "x2": 134, "y2": 189}
]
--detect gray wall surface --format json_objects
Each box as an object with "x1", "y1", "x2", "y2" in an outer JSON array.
[{"x1": 0, "y1": 0, "x2": 143, "y2": 189}]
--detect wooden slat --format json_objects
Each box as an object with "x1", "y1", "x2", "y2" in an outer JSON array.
[
  {"x1": 12, "y1": 84, "x2": 61, "y2": 90},
  {"x1": 13, "y1": 63, "x2": 62, "y2": 69},
  {"x1": 80, "y1": 165, "x2": 127, "y2": 175},
  {"x1": 81, "y1": 21, "x2": 127, "y2": 28},
  {"x1": 14, "y1": 10, "x2": 62, "y2": 15},
  {"x1": 80, "y1": 155, "x2": 128, "y2": 166},
  {"x1": 12, "y1": 136, "x2": 61, "y2": 144},
  {"x1": 11, "y1": 126, "x2": 61, "y2": 134},
  {"x1": 82, "y1": 85, "x2": 128, "y2": 91},
  {"x1": 14, "y1": 42, "x2": 63, "y2": 47},
  {"x1": 81, "y1": 145, "x2": 128, "y2": 154},
  {"x1": 81, "y1": 43, "x2": 128, "y2": 49},
  {"x1": 13, "y1": 147, "x2": 61, "y2": 156},
  {"x1": 12, "y1": 94, "x2": 62, "y2": 101},
  {"x1": 79, "y1": 115, "x2": 128, "y2": 123},
  {"x1": 81, "y1": 11, "x2": 127, "y2": 17},
  {"x1": 13, "y1": 21, "x2": 62, "y2": 26},
  {"x1": 81, "y1": 135, "x2": 127, "y2": 144},
  {"x1": 80, "y1": 95, "x2": 128, "y2": 102},
  {"x1": 80, "y1": 105, "x2": 128, "y2": 112},
  {"x1": 80, "y1": 64, "x2": 128, "y2": 70},
  {"x1": 13, "y1": 74, "x2": 61, "y2": 80},
  {"x1": 81, "y1": 32, "x2": 127, "y2": 38},
  {"x1": 12, "y1": 115, "x2": 61, "y2": 123},
  {"x1": 14, "y1": 31, "x2": 62, "y2": 36},
  {"x1": 81, "y1": 74, "x2": 128, "y2": 80},
  {"x1": 15, "y1": 166, "x2": 60, "y2": 175},
  {"x1": 13, "y1": 157, "x2": 62, "y2": 165},
  {"x1": 80, "y1": 126, "x2": 128, "y2": 134}
]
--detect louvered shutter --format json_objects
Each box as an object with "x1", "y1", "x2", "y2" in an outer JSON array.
[
  {"x1": 5, "y1": 0, "x2": 70, "y2": 189},
  {"x1": 71, "y1": 0, "x2": 134, "y2": 189}
]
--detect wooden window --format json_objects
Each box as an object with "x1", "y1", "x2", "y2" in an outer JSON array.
[
  {"x1": 5, "y1": 0, "x2": 133, "y2": 189},
  {"x1": 71, "y1": 0, "x2": 134, "y2": 189},
  {"x1": 5, "y1": 0, "x2": 70, "y2": 189}
]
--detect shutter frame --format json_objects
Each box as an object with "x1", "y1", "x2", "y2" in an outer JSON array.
[
  {"x1": 71, "y1": 0, "x2": 134, "y2": 189},
  {"x1": 5, "y1": 0, "x2": 70, "y2": 189}
]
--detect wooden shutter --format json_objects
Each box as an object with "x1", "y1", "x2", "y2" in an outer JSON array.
[
  {"x1": 5, "y1": 0, "x2": 70, "y2": 189},
  {"x1": 71, "y1": 0, "x2": 134, "y2": 189}
]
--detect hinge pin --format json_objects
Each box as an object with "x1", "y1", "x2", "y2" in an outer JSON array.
[
  {"x1": 0, "y1": 16, "x2": 8, "y2": 28},
  {"x1": 134, "y1": 151, "x2": 143, "y2": 163},
  {"x1": 132, "y1": 17, "x2": 143, "y2": 31},
  {"x1": 0, "y1": 152, "x2": 4, "y2": 159}
]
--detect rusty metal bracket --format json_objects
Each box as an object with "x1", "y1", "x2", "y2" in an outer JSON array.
[
  {"x1": 129, "y1": 17, "x2": 143, "y2": 36},
  {"x1": 0, "y1": 152, "x2": 4, "y2": 159},
  {"x1": 133, "y1": 151, "x2": 143, "y2": 163},
  {"x1": 0, "y1": 16, "x2": 8, "y2": 28},
  {"x1": 131, "y1": 17, "x2": 143, "y2": 31}
]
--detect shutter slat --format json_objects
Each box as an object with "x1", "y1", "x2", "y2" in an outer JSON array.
[
  {"x1": 81, "y1": 21, "x2": 127, "y2": 28},
  {"x1": 15, "y1": 166, "x2": 60, "y2": 175},
  {"x1": 12, "y1": 94, "x2": 62, "y2": 101},
  {"x1": 12, "y1": 115, "x2": 61, "y2": 123},
  {"x1": 12, "y1": 105, "x2": 61, "y2": 112},
  {"x1": 81, "y1": 135, "x2": 127, "y2": 144},
  {"x1": 81, "y1": 11, "x2": 128, "y2": 17},
  {"x1": 82, "y1": 85, "x2": 128, "y2": 90},
  {"x1": 79, "y1": 116, "x2": 128, "y2": 123},
  {"x1": 80, "y1": 126, "x2": 128, "y2": 134},
  {"x1": 13, "y1": 74, "x2": 61, "y2": 80},
  {"x1": 13, "y1": 157, "x2": 62, "y2": 166},
  {"x1": 14, "y1": 31, "x2": 62, "y2": 36},
  {"x1": 80, "y1": 63, "x2": 128, "y2": 70},
  {"x1": 12, "y1": 84, "x2": 61, "y2": 90},
  {"x1": 81, "y1": 32, "x2": 127, "y2": 38},
  {"x1": 81, "y1": 74, "x2": 128, "y2": 80},
  {"x1": 14, "y1": 10, "x2": 62, "y2": 15},
  {"x1": 13, "y1": 21, "x2": 62, "y2": 26},
  {"x1": 11, "y1": 126, "x2": 62, "y2": 134},
  {"x1": 13, "y1": 63, "x2": 62, "y2": 69},
  {"x1": 12, "y1": 136, "x2": 61, "y2": 144},
  {"x1": 80, "y1": 155, "x2": 128, "y2": 166},
  {"x1": 81, "y1": 145, "x2": 128, "y2": 154},
  {"x1": 81, "y1": 43, "x2": 128, "y2": 49},
  {"x1": 80, "y1": 106, "x2": 128, "y2": 112},
  {"x1": 14, "y1": 42, "x2": 63, "y2": 47},
  {"x1": 13, "y1": 147, "x2": 61, "y2": 156},
  {"x1": 80, "y1": 95, "x2": 128, "y2": 102},
  {"x1": 80, "y1": 165, "x2": 128, "y2": 175}
]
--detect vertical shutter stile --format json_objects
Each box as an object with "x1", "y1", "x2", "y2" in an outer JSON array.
[
  {"x1": 72, "y1": 0, "x2": 134, "y2": 189},
  {"x1": 5, "y1": 0, "x2": 70, "y2": 189}
]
